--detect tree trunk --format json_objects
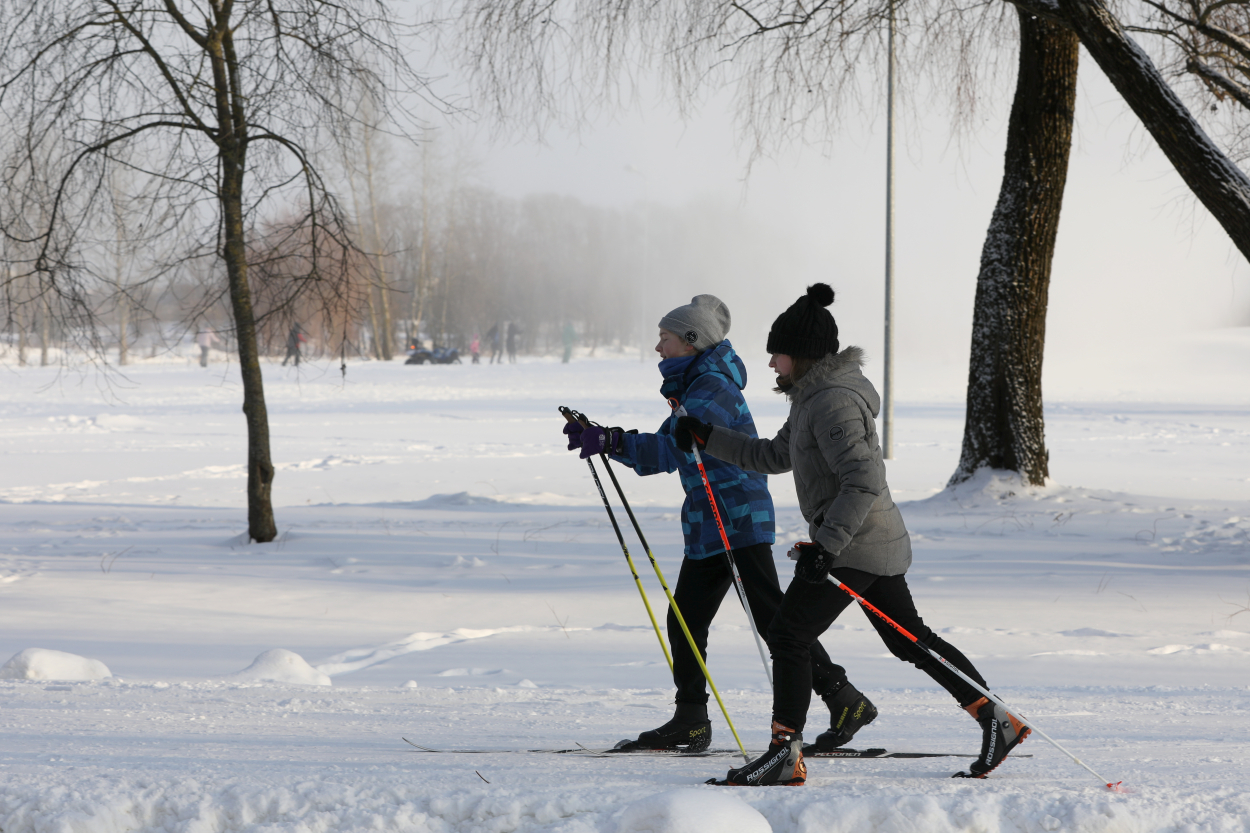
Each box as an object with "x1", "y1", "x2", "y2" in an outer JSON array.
[
  {"x1": 412, "y1": 138, "x2": 430, "y2": 334},
  {"x1": 112, "y1": 172, "x2": 129, "y2": 366},
  {"x1": 363, "y1": 124, "x2": 394, "y2": 361},
  {"x1": 221, "y1": 150, "x2": 277, "y2": 542},
  {"x1": 17, "y1": 309, "x2": 28, "y2": 366},
  {"x1": 208, "y1": 16, "x2": 277, "y2": 543},
  {"x1": 118, "y1": 297, "x2": 129, "y2": 366},
  {"x1": 1056, "y1": 0, "x2": 1250, "y2": 264},
  {"x1": 951, "y1": 12, "x2": 1079, "y2": 486},
  {"x1": 39, "y1": 293, "x2": 50, "y2": 366},
  {"x1": 115, "y1": 238, "x2": 129, "y2": 367},
  {"x1": 343, "y1": 163, "x2": 384, "y2": 360}
]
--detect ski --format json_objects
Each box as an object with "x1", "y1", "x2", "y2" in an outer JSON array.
[
  {"x1": 402, "y1": 738, "x2": 730, "y2": 757},
  {"x1": 805, "y1": 746, "x2": 977, "y2": 759},
  {"x1": 403, "y1": 738, "x2": 592, "y2": 755},
  {"x1": 401, "y1": 738, "x2": 1023, "y2": 759}
]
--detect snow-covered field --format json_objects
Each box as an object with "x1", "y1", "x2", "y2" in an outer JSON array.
[{"x1": 3, "y1": 339, "x2": 1250, "y2": 832}]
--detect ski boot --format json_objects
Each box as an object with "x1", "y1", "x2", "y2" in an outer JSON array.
[
  {"x1": 708, "y1": 721, "x2": 806, "y2": 786},
  {"x1": 616, "y1": 701, "x2": 711, "y2": 753},
  {"x1": 953, "y1": 696, "x2": 1030, "y2": 778},
  {"x1": 809, "y1": 683, "x2": 878, "y2": 752}
]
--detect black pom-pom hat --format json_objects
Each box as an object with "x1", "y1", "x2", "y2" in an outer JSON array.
[{"x1": 766, "y1": 283, "x2": 840, "y2": 359}]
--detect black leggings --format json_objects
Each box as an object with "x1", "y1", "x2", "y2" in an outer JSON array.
[
  {"x1": 669, "y1": 543, "x2": 848, "y2": 705},
  {"x1": 768, "y1": 567, "x2": 988, "y2": 732}
]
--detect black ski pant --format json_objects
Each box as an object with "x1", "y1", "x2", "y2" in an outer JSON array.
[
  {"x1": 768, "y1": 566, "x2": 989, "y2": 732},
  {"x1": 669, "y1": 543, "x2": 848, "y2": 707}
]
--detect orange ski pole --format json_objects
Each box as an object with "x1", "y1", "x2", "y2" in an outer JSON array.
[
  {"x1": 666, "y1": 398, "x2": 773, "y2": 688},
  {"x1": 809, "y1": 556, "x2": 1120, "y2": 790}
]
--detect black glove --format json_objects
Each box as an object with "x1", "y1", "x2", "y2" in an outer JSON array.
[
  {"x1": 790, "y1": 541, "x2": 835, "y2": 584},
  {"x1": 674, "y1": 416, "x2": 713, "y2": 453}
]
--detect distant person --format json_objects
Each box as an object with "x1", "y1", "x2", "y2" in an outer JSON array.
[
  {"x1": 562, "y1": 322, "x2": 575, "y2": 364},
  {"x1": 282, "y1": 323, "x2": 306, "y2": 367},
  {"x1": 196, "y1": 326, "x2": 220, "y2": 368},
  {"x1": 506, "y1": 321, "x2": 520, "y2": 363},
  {"x1": 486, "y1": 323, "x2": 502, "y2": 364},
  {"x1": 470, "y1": 334, "x2": 481, "y2": 364}
]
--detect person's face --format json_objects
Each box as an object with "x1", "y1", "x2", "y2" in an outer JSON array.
[
  {"x1": 769, "y1": 353, "x2": 794, "y2": 377},
  {"x1": 655, "y1": 329, "x2": 697, "y2": 359}
]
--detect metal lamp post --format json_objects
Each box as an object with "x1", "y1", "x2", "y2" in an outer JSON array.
[{"x1": 882, "y1": 0, "x2": 897, "y2": 460}]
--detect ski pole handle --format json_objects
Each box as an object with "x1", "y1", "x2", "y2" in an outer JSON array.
[{"x1": 559, "y1": 405, "x2": 594, "y2": 431}]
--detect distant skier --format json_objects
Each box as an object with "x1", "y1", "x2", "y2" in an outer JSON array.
[
  {"x1": 486, "y1": 323, "x2": 502, "y2": 364},
  {"x1": 282, "y1": 323, "x2": 306, "y2": 367},
  {"x1": 195, "y1": 326, "x2": 219, "y2": 368},
  {"x1": 562, "y1": 322, "x2": 575, "y2": 364},
  {"x1": 470, "y1": 333, "x2": 481, "y2": 364},
  {"x1": 563, "y1": 294, "x2": 876, "y2": 755},
  {"x1": 506, "y1": 321, "x2": 520, "y2": 363},
  {"x1": 677, "y1": 284, "x2": 1027, "y2": 786}
]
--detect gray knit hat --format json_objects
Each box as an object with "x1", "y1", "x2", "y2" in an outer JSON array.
[{"x1": 658, "y1": 294, "x2": 731, "y2": 352}]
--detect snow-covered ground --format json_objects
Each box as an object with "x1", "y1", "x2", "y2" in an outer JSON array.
[{"x1": 2, "y1": 337, "x2": 1250, "y2": 832}]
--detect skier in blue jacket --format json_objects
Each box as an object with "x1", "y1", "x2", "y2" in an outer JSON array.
[{"x1": 564, "y1": 294, "x2": 877, "y2": 752}]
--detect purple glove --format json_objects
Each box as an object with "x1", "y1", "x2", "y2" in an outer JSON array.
[
  {"x1": 579, "y1": 425, "x2": 610, "y2": 459},
  {"x1": 563, "y1": 422, "x2": 584, "y2": 451}
]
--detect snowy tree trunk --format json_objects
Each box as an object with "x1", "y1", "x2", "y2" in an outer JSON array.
[
  {"x1": 951, "y1": 12, "x2": 1079, "y2": 486},
  {"x1": 1056, "y1": 0, "x2": 1250, "y2": 263}
]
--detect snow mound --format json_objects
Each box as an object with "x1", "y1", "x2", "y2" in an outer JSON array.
[
  {"x1": 410, "y1": 491, "x2": 500, "y2": 507},
  {"x1": 934, "y1": 468, "x2": 1060, "y2": 505},
  {"x1": 612, "y1": 789, "x2": 770, "y2": 833},
  {"x1": 228, "y1": 649, "x2": 331, "y2": 685},
  {"x1": 1148, "y1": 643, "x2": 1246, "y2": 655},
  {"x1": 314, "y1": 626, "x2": 537, "y2": 676},
  {"x1": 0, "y1": 648, "x2": 111, "y2": 681},
  {"x1": 1061, "y1": 628, "x2": 1131, "y2": 638}
]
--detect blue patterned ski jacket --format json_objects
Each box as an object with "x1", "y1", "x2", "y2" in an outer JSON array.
[{"x1": 610, "y1": 340, "x2": 776, "y2": 559}]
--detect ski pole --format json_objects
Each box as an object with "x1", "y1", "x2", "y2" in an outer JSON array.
[
  {"x1": 565, "y1": 407, "x2": 751, "y2": 763},
  {"x1": 811, "y1": 563, "x2": 1121, "y2": 790},
  {"x1": 667, "y1": 398, "x2": 773, "y2": 689},
  {"x1": 559, "y1": 407, "x2": 673, "y2": 674}
]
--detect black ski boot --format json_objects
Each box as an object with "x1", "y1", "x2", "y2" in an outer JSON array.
[
  {"x1": 709, "y1": 721, "x2": 806, "y2": 786},
  {"x1": 618, "y1": 701, "x2": 711, "y2": 753},
  {"x1": 953, "y1": 696, "x2": 1030, "y2": 778},
  {"x1": 810, "y1": 683, "x2": 878, "y2": 752}
]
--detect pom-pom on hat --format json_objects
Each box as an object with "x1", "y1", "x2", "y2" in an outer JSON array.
[
  {"x1": 766, "y1": 283, "x2": 840, "y2": 359},
  {"x1": 658, "y1": 294, "x2": 732, "y2": 352}
]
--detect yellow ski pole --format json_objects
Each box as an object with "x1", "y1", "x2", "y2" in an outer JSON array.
[{"x1": 560, "y1": 407, "x2": 673, "y2": 673}]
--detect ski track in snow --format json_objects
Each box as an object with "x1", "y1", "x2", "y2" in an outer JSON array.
[{"x1": 1, "y1": 354, "x2": 1250, "y2": 831}]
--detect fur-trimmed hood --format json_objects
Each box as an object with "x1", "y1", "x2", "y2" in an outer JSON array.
[{"x1": 786, "y1": 346, "x2": 879, "y2": 417}]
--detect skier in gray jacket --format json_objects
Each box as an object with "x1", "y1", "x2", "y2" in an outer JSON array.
[{"x1": 676, "y1": 283, "x2": 1029, "y2": 786}]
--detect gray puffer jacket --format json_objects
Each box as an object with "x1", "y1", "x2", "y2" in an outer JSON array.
[{"x1": 703, "y1": 346, "x2": 912, "y2": 577}]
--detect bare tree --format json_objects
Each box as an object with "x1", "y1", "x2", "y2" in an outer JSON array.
[{"x1": 0, "y1": 1, "x2": 438, "y2": 541}]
